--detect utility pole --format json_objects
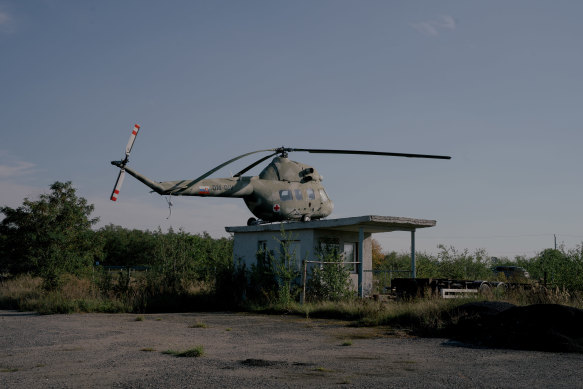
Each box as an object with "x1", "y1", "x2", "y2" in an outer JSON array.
[{"x1": 554, "y1": 234, "x2": 557, "y2": 250}]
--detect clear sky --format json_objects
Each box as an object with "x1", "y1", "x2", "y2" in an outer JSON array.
[{"x1": 1, "y1": 1, "x2": 582, "y2": 259}]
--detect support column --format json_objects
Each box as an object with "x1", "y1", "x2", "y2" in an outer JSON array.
[
  {"x1": 411, "y1": 229, "x2": 416, "y2": 279},
  {"x1": 358, "y1": 227, "x2": 364, "y2": 298}
]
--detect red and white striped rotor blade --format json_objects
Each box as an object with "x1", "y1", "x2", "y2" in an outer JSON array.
[
  {"x1": 125, "y1": 124, "x2": 141, "y2": 156},
  {"x1": 110, "y1": 169, "x2": 125, "y2": 201}
]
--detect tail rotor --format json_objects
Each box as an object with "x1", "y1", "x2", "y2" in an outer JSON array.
[{"x1": 110, "y1": 124, "x2": 141, "y2": 201}]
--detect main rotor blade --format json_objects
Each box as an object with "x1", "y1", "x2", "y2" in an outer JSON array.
[
  {"x1": 233, "y1": 152, "x2": 279, "y2": 177},
  {"x1": 177, "y1": 149, "x2": 277, "y2": 191},
  {"x1": 110, "y1": 169, "x2": 125, "y2": 201},
  {"x1": 288, "y1": 148, "x2": 451, "y2": 160},
  {"x1": 125, "y1": 124, "x2": 141, "y2": 157}
]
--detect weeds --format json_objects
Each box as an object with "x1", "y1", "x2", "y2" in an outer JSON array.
[
  {"x1": 314, "y1": 367, "x2": 333, "y2": 372},
  {"x1": 189, "y1": 322, "x2": 207, "y2": 328}
]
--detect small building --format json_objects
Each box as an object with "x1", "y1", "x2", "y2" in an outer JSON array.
[{"x1": 225, "y1": 215, "x2": 436, "y2": 297}]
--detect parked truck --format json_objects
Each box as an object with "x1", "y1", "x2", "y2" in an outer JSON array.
[{"x1": 390, "y1": 266, "x2": 534, "y2": 299}]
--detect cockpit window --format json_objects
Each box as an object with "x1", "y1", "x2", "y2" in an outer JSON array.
[
  {"x1": 294, "y1": 189, "x2": 303, "y2": 200},
  {"x1": 279, "y1": 190, "x2": 293, "y2": 201},
  {"x1": 318, "y1": 189, "x2": 328, "y2": 202},
  {"x1": 306, "y1": 188, "x2": 315, "y2": 200}
]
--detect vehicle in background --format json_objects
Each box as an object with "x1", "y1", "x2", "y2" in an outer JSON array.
[
  {"x1": 492, "y1": 265, "x2": 530, "y2": 282},
  {"x1": 391, "y1": 266, "x2": 535, "y2": 299}
]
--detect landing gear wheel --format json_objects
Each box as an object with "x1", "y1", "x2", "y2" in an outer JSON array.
[
  {"x1": 247, "y1": 217, "x2": 257, "y2": 226},
  {"x1": 495, "y1": 282, "x2": 507, "y2": 296},
  {"x1": 478, "y1": 282, "x2": 492, "y2": 295},
  {"x1": 301, "y1": 215, "x2": 311, "y2": 222}
]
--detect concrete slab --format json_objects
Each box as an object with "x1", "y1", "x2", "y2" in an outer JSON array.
[{"x1": 225, "y1": 215, "x2": 436, "y2": 234}]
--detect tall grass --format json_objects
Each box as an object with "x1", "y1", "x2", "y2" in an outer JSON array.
[
  {"x1": 291, "y1": 297, "x2": 462, "y2": 330},
  {"x1": 0, "y1": 272, "x2": 223, "y2": 314},
  {"x1": 1, "y1": 274, "x2": 134, "y2": 314},
  {"x1": 249, "y1": 287, "x2": 583, "y2": 333},
  {"x1": 3, "y1": 273, "x2": 582, "y2": 335}
]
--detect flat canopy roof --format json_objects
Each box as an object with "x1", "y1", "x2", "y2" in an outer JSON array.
[{"x1": 225, "y1": 215, "x2": 436, "y2": 234}]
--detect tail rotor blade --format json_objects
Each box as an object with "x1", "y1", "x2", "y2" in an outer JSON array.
[
  {"x1": 110, "y1": 169, "x2": 125, "y2": 201},
  {"x1": 125, "y1": 124, "x2": 141, "y2": 157}
]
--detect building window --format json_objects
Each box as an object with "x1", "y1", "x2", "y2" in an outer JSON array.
[
  {"x1": 343, "y1": 242, "x2": 358, "y2": 274},
  {"x1": 280, "y1": 240, "x2": 301, "y2": 272},
  {"x1": 257, "y1": 240, "x2": 268, "y2": 264},
  {"x1": 319, "y1": 238, "x2": 340, "y2": 258}
]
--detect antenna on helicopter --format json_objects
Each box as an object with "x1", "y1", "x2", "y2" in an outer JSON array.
[{"x1": 110, "y1": 124, "x2": 140, "y2": 201}]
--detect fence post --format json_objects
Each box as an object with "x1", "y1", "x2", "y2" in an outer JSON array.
[
  {"x1": 358, "y1": 227, "x2": 364, "y2": 298},
  {"x1": 301, "y1": 260, "x2": 307, "y2": 305},
  {"x1": 411, "y1": 229, "x2": 416, "y2": 279}
]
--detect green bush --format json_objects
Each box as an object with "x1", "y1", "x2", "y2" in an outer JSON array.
[
  {"x1": 306, "y1": 241, "x2": 353, "y2": 302},
  {"x1": 245, "y1": 229, "x2": 302, "y2": 306}
]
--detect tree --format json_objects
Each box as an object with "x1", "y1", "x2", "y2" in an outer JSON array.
[
  {"x1": 97, "y1": 224, "x2": 157, "y2": 267},
  {"x1": 371, "y1": 239, "x2": 385, "y2": 270},
  {"x1": 0, "y1": 181, "x2": 100, "y2": 288}
]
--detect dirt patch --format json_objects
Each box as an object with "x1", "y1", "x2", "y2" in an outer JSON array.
[
  {"x1": 1, "y1": 309, "x2": 583, "y2": 388},
  {"x1": 447, "y1": 303, "x2": 583, "y2": 353}
]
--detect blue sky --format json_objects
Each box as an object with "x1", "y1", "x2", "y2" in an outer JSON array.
[{"x1": 1, "y1": 1, "x2": 582, "y2": 258}]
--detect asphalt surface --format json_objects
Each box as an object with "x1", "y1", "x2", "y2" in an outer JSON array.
[{"x1": 1, "y1": 310, "x2": 582, "y2": 388}]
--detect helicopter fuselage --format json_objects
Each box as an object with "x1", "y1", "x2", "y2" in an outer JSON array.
[
  {"x1": 165, "y1": 176, "x2": 334, "y2": 222},
  {"x1": 118, "y1": 156, "x2": 333, "y2": 223},
  {"x1": 244, "y1": 177, "x2": 333, "y2": 222}
]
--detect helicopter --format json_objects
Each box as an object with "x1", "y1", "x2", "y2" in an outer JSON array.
[{"x1": 110, "y1": 124, "x2": 451, "y2": 225}]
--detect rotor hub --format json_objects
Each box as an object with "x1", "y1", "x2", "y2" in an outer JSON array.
[{"x1": 276, "y1": 147, "x2": 289, "y2": 158}]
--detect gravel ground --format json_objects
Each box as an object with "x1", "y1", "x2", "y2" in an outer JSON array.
[{"x1": 1, "y1": 310, "x2": 583, "y2": 388}]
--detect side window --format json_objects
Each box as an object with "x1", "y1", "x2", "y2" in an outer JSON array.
[
  {"x1": 319, "y1": 238, "x2": 340, "y2": 270},
  {"x1": 319, "y1": 238, "x2": 340, "y2": 257},
  {"x1": 294, "y1": 189, "x2": 303, "y2": 200},
  {"x1": 343, "y1": 242, "x2": 357, "y2": 274},
  {"x1": 306, "y1": 188, "x2": 315, "y2": 200},
  {"x1": 279, "y1": 190, "x2": 293, "y2": 201},
  {"x1": 318, "y1": 189, "x2": 328, "y2": 202},
  {"x1": 257, "y1": 241, "x2": 268, "y2": 264}
]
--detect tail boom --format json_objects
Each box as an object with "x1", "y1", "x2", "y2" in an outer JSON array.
[{"x1": 114, "y1": 164, "x2": 253, "y2": 197}]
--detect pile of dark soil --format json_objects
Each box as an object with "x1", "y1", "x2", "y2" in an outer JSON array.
[{"x1": 445, "y1": 302, "x2": 583, "y2": 353}]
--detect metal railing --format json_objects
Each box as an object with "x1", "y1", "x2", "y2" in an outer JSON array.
[{"x1": 365, "y1": 269, "x2": 410, "y2": 294}]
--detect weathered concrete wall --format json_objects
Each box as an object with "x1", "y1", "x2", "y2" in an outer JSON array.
[{"x1": 231, "y1": 227, "x2": 372, "y2": 296}]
